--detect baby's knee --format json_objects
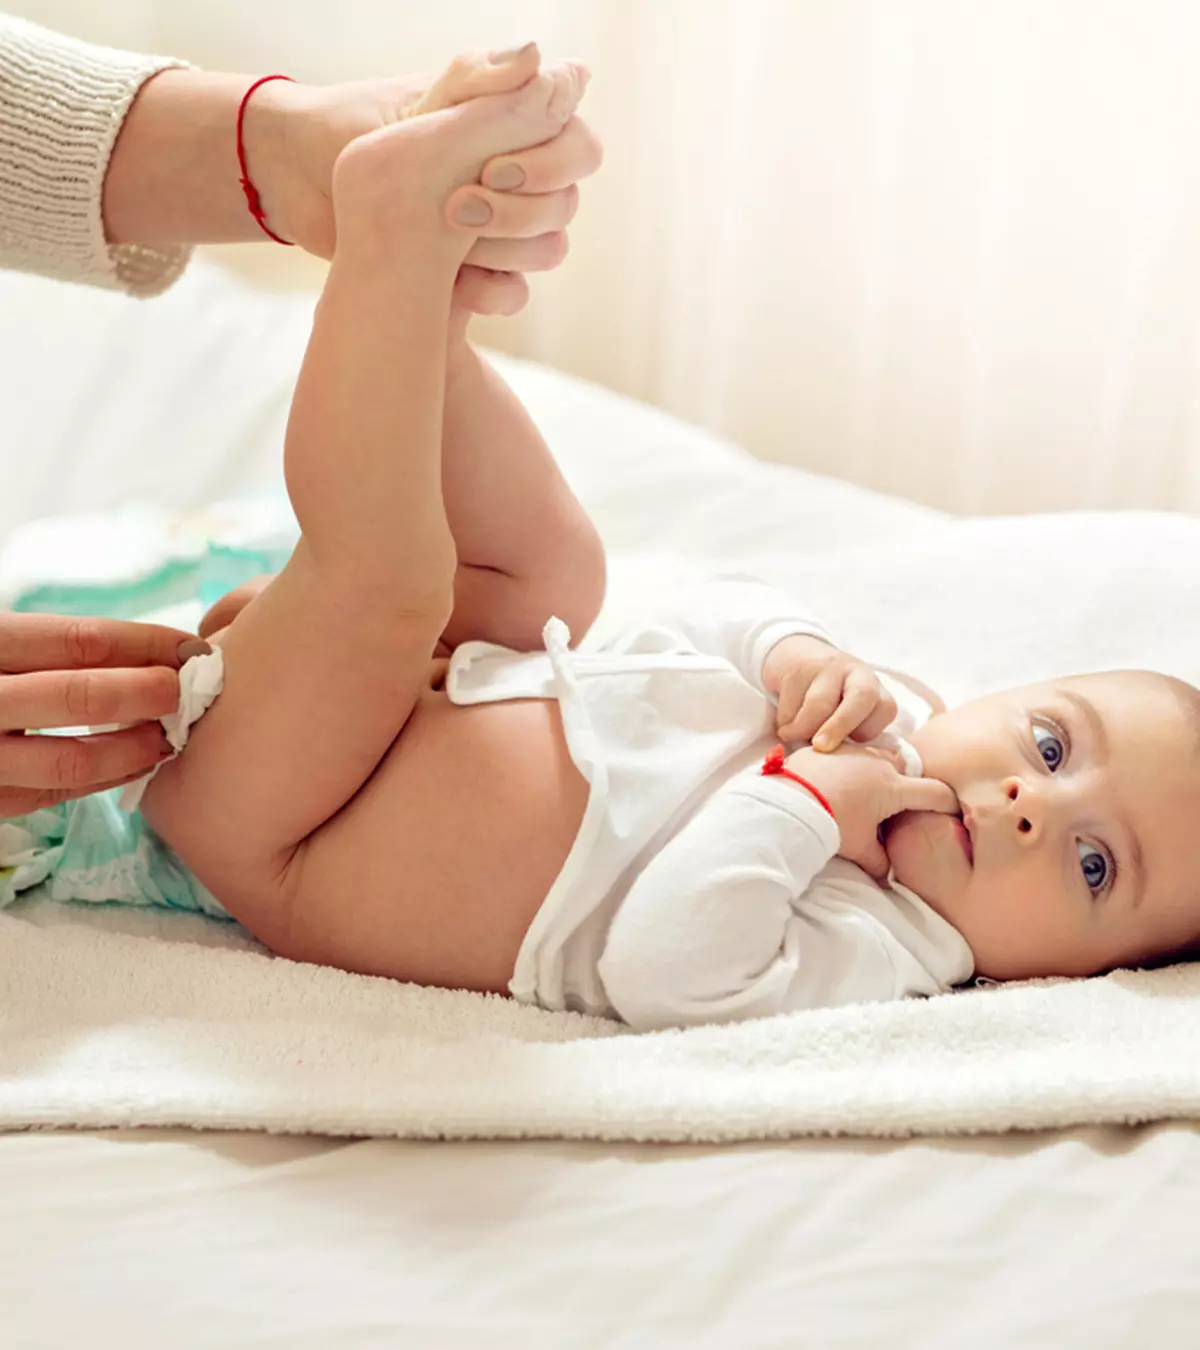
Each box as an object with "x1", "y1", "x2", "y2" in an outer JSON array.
[{"x1": 565, "y1": 518, "x2": 607, "y2": 638}]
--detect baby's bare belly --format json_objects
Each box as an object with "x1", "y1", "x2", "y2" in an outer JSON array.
[{"x1": 301, "y1": 660, "x2": 589, "y2": 993}]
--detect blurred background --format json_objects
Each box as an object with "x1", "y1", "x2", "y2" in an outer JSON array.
[{"x1": 11, "y1": 0, "x2": 1200, "y2": 516}]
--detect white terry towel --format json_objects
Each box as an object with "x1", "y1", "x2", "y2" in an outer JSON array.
[
  {"x1": 1, "y1": 510, "x2": 1199, "y2": 1142},
  {"x1": 3, "y1": 904, "x2": 1199, "y2": 1141}
]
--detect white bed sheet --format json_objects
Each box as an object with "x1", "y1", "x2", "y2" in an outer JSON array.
[
  {"x1": 4, "y1": 1125, "x2": 1198, "y2": 1349},
  {"x1": 2, "y1": 261, "x2": 1197, "y2": 1349}
]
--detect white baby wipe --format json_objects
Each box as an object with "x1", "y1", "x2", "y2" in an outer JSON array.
[{"x1": 119, "y1": 649, "x2": 225, "y2": 812}]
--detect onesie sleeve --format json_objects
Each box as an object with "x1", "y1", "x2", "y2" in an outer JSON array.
[
  {"x1": 597, "y1": 769, "x2": 900, "y2": 1030},
  {"x1": 0, "y1": 14, "x2": 191, "y2": 295},
  {"x1": 638, "y1": 571, "x2": 836, "y2": 697}
]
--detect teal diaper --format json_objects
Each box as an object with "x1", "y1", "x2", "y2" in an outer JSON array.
[
  {"x1": 0, "y1": 500, "x2": 285, "y2": 923},
  {"x1": 0, "y1": 792, "x2": 229, "y2": 918}
]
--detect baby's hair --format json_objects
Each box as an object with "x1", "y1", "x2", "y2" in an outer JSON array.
[
  {"x1": 1162, "y1": 672, "x2": 1200, "y2": 751},
  {"x1": 1136, "y1": 670, "x2": 1200, "y2": 970}
]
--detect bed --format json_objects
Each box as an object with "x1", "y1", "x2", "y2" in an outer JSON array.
[{"x1": 2, "y1": 262, "x2": 1198, "y2": 1349}]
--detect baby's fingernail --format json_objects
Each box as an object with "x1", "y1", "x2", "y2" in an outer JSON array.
[
  {"x1": 454, "y1": 195, "x2": 493, "y2": 226},
  {"x1": 813, "y1": 734, "x2": 830, "y2": 750},
  {"x1": 489, "y1": 41, "x2": 537, "y2": 63},
  {"x1": 176, "y1": 638, "x2": 212, "y2": 663},
  {"x1": 485, "y1": 162, "x2": 525, "y2": 191}
]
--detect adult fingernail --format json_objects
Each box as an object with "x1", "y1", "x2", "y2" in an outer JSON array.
[
  {"x1": 489, "y1": 41, "x2": 537, "y2": 63},
  {"x1": 454, "y1": 195, "x2": 493, "y2": 226},
  {"x1": 485, "y1": 162, "x2": 525, "y2": 191},
  {"x1": 177, "y1": 638, "x2": 212, "y2": 663}
]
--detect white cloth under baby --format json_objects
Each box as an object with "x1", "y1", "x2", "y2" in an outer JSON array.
[
  {"x1": 119, "y1": 649, "x2": 225, "y2": 812},
  {"x1": 447, "y1": 574, "x2": 973, "y2": 1031}
]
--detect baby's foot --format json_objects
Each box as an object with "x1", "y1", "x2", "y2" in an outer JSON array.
[{"x1": 331, "y1": 47, "x2": 588, "y2": 266}]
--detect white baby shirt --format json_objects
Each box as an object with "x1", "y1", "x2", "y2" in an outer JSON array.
[{"x1": 446, "y1": 574, "x2": 975, "y2": 1031}]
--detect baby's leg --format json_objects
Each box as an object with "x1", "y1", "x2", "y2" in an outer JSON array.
[
  {"x1": 438, "y1": 333, "x2": 606, "y2": 652},
  {"x1": 383, "y1": 64, "x2": 605, "y2": 652},
  {"x1": 142, "y1": 54, "x2": 587, "y2": 946}
]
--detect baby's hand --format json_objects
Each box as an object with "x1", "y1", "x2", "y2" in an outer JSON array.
[
  {"x1": 781, "y1": 743, "x2": 958, "y2": 880},
  {"x1": 763, "y1": 635, "x2": 897, "y2": 750}
]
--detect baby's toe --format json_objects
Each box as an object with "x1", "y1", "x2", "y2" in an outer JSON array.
[
  {"x1": 413, "y1": 44, "x2": 541, "y2": 116},
  {"x1": 514, "y1": 60, "x2": 590, "y2": 129}
]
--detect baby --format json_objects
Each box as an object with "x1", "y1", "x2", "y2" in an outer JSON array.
[{"x1": 14, "y1": 49, "x2": 1200, "y2": 1030}]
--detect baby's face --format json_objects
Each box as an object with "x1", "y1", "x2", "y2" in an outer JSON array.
[{"x1": 884, "y1": 671, "x2": 1200, "y2": 981}]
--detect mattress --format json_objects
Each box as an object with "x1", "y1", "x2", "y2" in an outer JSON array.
[{"x1": 1, "y1": 261, "x2": 1196, "y2": 1349}]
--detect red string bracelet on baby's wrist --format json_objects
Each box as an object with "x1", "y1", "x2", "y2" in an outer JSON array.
[
  {"x1": 237, "y1": 74, "x2": 295, "y2": 245},
  {"x1": 760, "y1": 745, "x2": 837, "y2": 820}
]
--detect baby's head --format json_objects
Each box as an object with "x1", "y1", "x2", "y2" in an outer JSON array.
[{"x1": 884, "y1": 670, "x2": 1200, "y2": 982}]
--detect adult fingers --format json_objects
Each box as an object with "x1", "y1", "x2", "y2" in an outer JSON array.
[
  {"x1": 0, "y1": 612, "x2": 195, "y2": 674},
  {"x1": 453, "y1": 266, "x2": 530, "y2": 317},
  {"x1": 446, "y1": 183, "x2": 578, "y2": 238},
  {"x1": 784, "y1": 665, "x2": 846, "y2": 745},
  {"x1": 812, "y1": 670, "x2": 888, "y2": 750},
  {"x1": 0, "y1": 724, "x2": 172, "y2": 791},
  {"x1": 0, "y1": 666, "x2": 180, "y2": 731},
  {"x1": 481, "y1": 115, "x2": 603, "y2": 193},
  {"x1": 896, "y1": 775, "x2": 960, "y2": 816},
  {"x1": 463, "y1": 231, "x2": 569, "y2": 273},
  {"x1": 0, "y1": 767, "x2": 153, "y2": 817}
]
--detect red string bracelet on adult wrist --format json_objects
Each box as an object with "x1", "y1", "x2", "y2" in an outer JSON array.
[
  {"x1": 237, "y1": 74, "x2": 295, "y2": 245},
  {"x1": 760, "y1": 744, "x2": 837, "y2": 820}
]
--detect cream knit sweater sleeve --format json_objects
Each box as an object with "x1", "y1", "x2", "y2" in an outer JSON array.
[{"x1": 0, "y1": 14, "x2": 191, "y2": 296}]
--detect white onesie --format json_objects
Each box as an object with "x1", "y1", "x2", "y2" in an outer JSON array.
[{"x1": 447, "y1": 574, "x2": 975, "y2": 1031}]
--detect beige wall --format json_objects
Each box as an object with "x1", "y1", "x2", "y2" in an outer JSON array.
[{"x1": 11, "y1": 1, "x2": 1200, "y2": 514}]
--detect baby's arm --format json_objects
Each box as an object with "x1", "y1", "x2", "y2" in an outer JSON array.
[
  {"x1": 598, "y1": 772, "x2": 845, "y2": 1030},
  {"x1": 632, "y1": 572, "x2": 837, "y2": 689},
  {"x1": 599, "y1": 747, "x2": 958, "y2": 1030},
  {"x1": 632, "y1": 573, "x2": 897, "y2": 744}
]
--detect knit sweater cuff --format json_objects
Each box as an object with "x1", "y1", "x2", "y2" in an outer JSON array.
[{"x1": 0, "y1": 15, "x2": 192, "y2": 297}]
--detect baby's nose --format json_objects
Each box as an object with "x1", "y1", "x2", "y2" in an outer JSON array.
[{"x1": 1000, "y1": 776, "x2": 1045, "y2": 842}]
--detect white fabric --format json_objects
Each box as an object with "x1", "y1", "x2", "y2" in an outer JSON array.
[
  {"x1": 118, "y1": 648, "x2": 225, "y2": 811},
  {"x1": 4, "y1": 1120, "x2": 1198, "y2": 1350},
  {"x1": 0, "y1": 13, "x2": 190, "y2": 294},
  {"x1": 448, "y1": 601, "x2": 970, "y2": 1028}
]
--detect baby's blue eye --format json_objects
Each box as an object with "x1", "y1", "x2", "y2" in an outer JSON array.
[
  {"x1": 1078, "y1": 841, "x2": 1109, "y2": 894},
  {"x1": 1032, "y1": 723, "x2": 1066, "y2": 772}
]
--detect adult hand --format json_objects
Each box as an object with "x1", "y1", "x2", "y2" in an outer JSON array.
[
  {"x1": 246, "y1": 52, "x2": 603, "y2": 315},
  {"x1": 0, "y1": 613, "x2": 201, "y2": 816}
]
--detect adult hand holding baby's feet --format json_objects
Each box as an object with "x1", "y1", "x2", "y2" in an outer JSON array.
[
  {"x1": 243, "y1": 44, "x2": 599, "y2": 315},
  {"x1": 781, "y1": 742, "x2": 959, "y2": 881}
]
